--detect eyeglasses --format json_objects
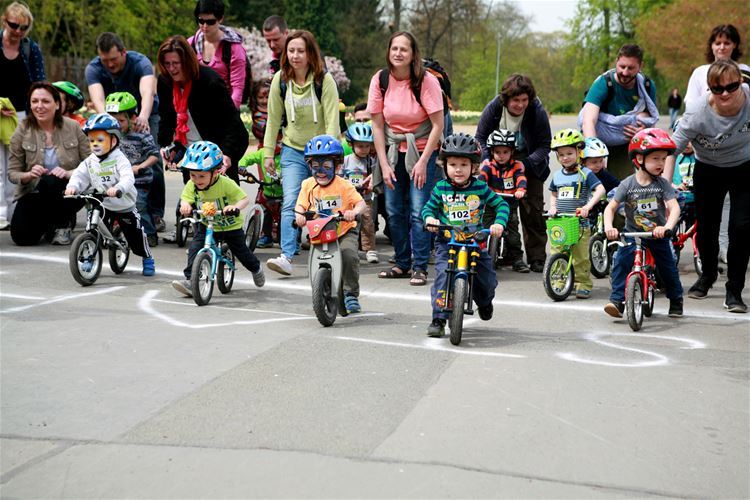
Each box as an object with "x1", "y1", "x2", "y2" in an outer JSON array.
[
  {"x1": 196, "y1": 17, "x2": 218, "y2": 25},
  {"x1": 6, "y1": 20, "x2": 30, "y2": 31},
  {"x1": 163, "y1": 61, "x2": 182, "y2": 68},
  {"x1": 709, "y1": 81, "x2": 741, "y2": 95}
]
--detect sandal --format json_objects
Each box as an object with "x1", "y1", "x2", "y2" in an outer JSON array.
[
  {"x1": 378, "y1": 266, "x2": 410, "y2": 279},
  {"x1": 410, "y1": 270, "x2": 428, "y2": 286}
]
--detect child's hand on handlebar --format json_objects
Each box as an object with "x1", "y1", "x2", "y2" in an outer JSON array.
[
  {"x1": 179, "y1": 201, "x2": 192, "y2": 217},
  {"x1": 222, "y1": 204, "x2": 239, "y2": 215},
  {"x1": 605, "y1": 227, "x2": 619, "y2": 240},
  {"x1": 576, "y1": 206, "x2": 590, "y2": 218},
  {"x1": 547, "y1": 206, "x2": 557, "y2": 216},
  {"x1": 514, "y1": 190, "x2": 525, "y2": 200},
  {"x1": 342, "y1": 209, "x2": 357, "y2": 222},
  {"x1": 425, "y1": 217, "x2": 440, "y2": 232},
  {"x1": 295, "y1": 213, "x2": 307, "y2": 228},
  {"x1": 64, "y1": 187, "x2": 77, "y2": 196},
  {"x1": 106, "y1": 187, "x2": 120, "y2": 198},
  {"x1": 652, "y1": 226, "x2": 670, "y2": 239},
  {"x1": 489, "y1": 223, "x2": 504, "y2": 238}
]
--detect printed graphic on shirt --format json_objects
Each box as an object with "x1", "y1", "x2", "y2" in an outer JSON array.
[{"x1": 442, "y1": 193, "x2": 481, "y2": 227}]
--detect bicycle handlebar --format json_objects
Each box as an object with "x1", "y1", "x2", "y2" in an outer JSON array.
[
  {"x1": 239, "y1": 168, "x2": 277, "y2": 187},
  {"x1": 607, "y1": 229, "x2": 673, "y2": 248},
  {"x1": 64, "y1": 190, "x2": 122, "y2": 201}
]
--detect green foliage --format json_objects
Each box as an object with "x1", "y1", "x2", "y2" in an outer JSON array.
[
  {"x1": 226, "y1": 0, "x2": 286, "y2": 29},
  {"x1": 284, "y1": 0, "x2": 340, "y2": 56}
]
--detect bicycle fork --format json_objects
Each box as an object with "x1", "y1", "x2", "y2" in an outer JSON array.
[{"x1": 444, "y1": 245, "x2": 479, "y2": 315}]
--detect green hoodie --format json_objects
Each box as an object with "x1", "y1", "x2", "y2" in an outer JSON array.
[{"x1": 263, "y1": 71, "x2": 340, "y2": 157}]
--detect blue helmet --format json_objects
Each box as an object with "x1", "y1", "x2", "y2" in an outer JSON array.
[
  {"x1": 83, "y1": 113, "x2": 121, "y2": 138},
  {"x1": 345, "y1": 123, "x2": 373, "y2": 144},
  {"x1": 305, "y1": 135, "x2": 343, "y2": 184},
  {"x1": 181, "y1": 141, "x2": 224, "y2": 171},
  {"x1": 582, "y1": 137, "x2": 609, "y2": 159}
]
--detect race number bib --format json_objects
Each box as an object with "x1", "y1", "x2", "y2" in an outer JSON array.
[
  {"x1": 448, "y1": 202, "x2": 471, "y2": 224},
  {"x1": 503, "y1": 178, "x2": 514, "y2": 190},
  {"x1": 558, "y1": 186, "x2": 575, "y2": 199},
  {"x1": 637, "y1": 197, "x2": 658, "y2": 212},
  {"x1": 316, "y1": 195, "x2": 342, "y2": 212},
  {"x1": 348, "y1": 173, "x2": 364, "y2": 187}
]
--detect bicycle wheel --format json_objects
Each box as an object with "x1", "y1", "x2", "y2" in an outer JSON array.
[
  {"x1": 312, "y1": 267, "x2": 337, "y2": 326},
  {"x1": 589, "y1": 233, "x2": 609, "y2": 278},
  {"x1": 191, "y1": 252, "x2": 214, "y2": 306},
  {"x1": 449, "y1": 277, "x2": 468, "y2": 346},
  {"x1": 217, "y1": 244, "x2": 235, "y2": 294},
  {"x1": 244, "y1": 211, "x2": 261, "y2": 251},
  {"x1": 643, "y1": 282, "x2": 655, "y2": 318},
  {"x1": 693, "y1": 254, "x2": 703, "y2": 277},
  {"x1": 69, "y1": 233, "x2": 102, "y2": 286},
  {"x1": 487, "y1": 235, "x2": 500, "y2": 269},
  {"x1": 543, "y1": 253, "x2": 575, "y2": 301},
  {"x1": 108, "y1": 225, "x2": 130, "y2": 274},
  {"x1": 626, "y1": 274, "x2": 644, "y2": 331},
  {"x1": 176, "y1": 218, "x2": 190, "y2": 248}
]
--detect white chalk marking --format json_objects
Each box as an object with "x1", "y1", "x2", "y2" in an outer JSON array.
[
  {"x1": 0, "y1": 286, "x2": 124, "y2": 314},
  {"x1": 0, "y1": 293, "x2": 47, "y2": 300},
  {"x1": 335, "y1": 335, "x2": 526, "y2": 358}
]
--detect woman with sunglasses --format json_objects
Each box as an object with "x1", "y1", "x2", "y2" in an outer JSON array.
[
  {"x1": 665, "y1": 60, "x2": 750, "y2": 313},
  {"x1": 1, "y1": 1, "x2": 46, "y2": 230},
  {"x1": 187, "y1": 0, "x2": 248, "y2": 109}
]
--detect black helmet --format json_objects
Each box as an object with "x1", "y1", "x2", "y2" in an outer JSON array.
[
  {"x1": 439, "y1": 133, "x2": 481, "y2": 163},
  {"x1": 486, "y1": 129, "x2": 516, "y2": 149}
]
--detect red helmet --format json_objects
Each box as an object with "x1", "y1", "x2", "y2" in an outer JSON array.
[{"x1": 628, "y1": 128, "x2": 676, "y2": 168}]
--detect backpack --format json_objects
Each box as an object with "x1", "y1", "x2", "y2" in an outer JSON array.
[
  {"x1": 278, "y1": 74, "x2": 325, "y2": 128},
  {"x1": 378, "y1": 57, "x2": 453, "y2": 112},
  {"x1": 582, "y1": 69, "x2": 652, "y2": 111},
  {"x1": 191, "y1": 37, "x2": 253, "y2": 105}
]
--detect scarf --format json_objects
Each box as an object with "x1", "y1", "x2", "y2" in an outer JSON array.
[
  {"x1": 172, "y1": 79, "x2": 192, "y2": 145},
  {"x1": 191, "y1": 26, "x2": 243, "y2": 62}
]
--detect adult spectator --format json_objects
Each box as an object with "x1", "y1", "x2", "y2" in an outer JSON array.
[
  {"x1": 188, "y1": 0, "x2": 248, "y2": 109},
  {"x1": 665, "y1": 60, "x2": 750, "y2": 313},
  {"x1": 85, "y1": 32, "x2": 166, "y2": 231},
  {"x1": 156, "y1": 35, "x2": 248, "y2": 183},
  {"x1": 581, "y1": 44, "x2": 657, "y2": 180},
  {"x1": 262, "y1": 30, "x2": 340, "y2": 276},
  {"x1": 262, "y1": 15, "x2": 289, "y2": 74},
  {"x1": 475, "y1": 74, "x2": 551, "y2": 273},
  {"x1": 1, "y1": 1, "x2": 45, "y2": 229},
  {"x1": 667, "y1": 88, "x2": 682, "y2": 130},
  {"x1": 367, "y1": 31, "x2": 444, "y2": 286},
  {"x1": 8, "y1": 82, "x2": 89, "y2": 245}
]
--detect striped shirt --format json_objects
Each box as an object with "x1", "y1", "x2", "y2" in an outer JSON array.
[
  {"x1": 478, "y1": 159, "x2": 527, "y2": 195},
  {"x1": 422, "y1": 178, "x2": 509, "y2": 233},
  {"x1": 548, "y1": 166, "x2": 601, "y2": 215}
]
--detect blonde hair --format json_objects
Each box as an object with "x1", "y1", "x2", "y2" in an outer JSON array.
[
  {"x1": 2, "y1": 1, "x2": 33, "y2": 34},
  {"x1": 707, "y1": 59, "x2": 742, "y2": 88}
]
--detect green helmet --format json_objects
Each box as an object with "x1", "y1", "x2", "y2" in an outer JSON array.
[
  {"x1": 551, "y1": 128, "x2": 585, "y2": 150},
  {"x1": 105, "y1": 92, "x2": 138, "y2": 114},
  {"x1": 52, "y1": 81, "x2": 84, "y2": 110}
]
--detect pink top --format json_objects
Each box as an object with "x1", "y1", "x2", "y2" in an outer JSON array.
[
  {"x1": 188, "y1": 34, "x2": 247, "y2": 109},
  {"x1": 367, "y1": 70, "x2": 442, "y2": 152}
]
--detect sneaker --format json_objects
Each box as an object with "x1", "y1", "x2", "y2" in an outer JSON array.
[
  {"x1": 162, "y1": 230, "x2": 177, "y2": 243},
  {"x1": 576, "y1": 289, "x2": 592, "y2": 299},
  {"x1": 688, "y1": 276, "x2": 715, "y2": 299},
  {"x1": 366, "y1": 250, "x2": 379, "y2": 263},
  {"x1": 154, "y1": 216, "x2": 167, "y2": 233},
  {"x1": 668, "y1": 298, "x2": 684, "y2": 317},
  {"x1": 344, "y1": 293, "x2": 361, "y2": 314},
  {"x1": 724, "y1": 289, "x2": 748, "y2": 313},
  {"x1": 256, "y1": 235, "x2": 273, "y2": 248},
  {"x1": 81, "y1": 259, "x2": 94, "y2": 273},
  {"x1": 512, "y1": 260, "x2": 530, "y2": 273},
  {"x1": 172, "y1": 279, "x2": 192, "y2": 297},
  {"x1": 478, "y1": 303, "x2": 493, "y2": 321},
  {"x1": 427, "y1": 318, "x2": 446, "y2": 337},
  {"x1": 530, "y1": 260, "x2": 544, "y2": 273},
  {"x1": 267, "y1": 254, "x2": 293, "y2": 276},
  {"x1": 604, "y1": 301, "x2": 624, "y2": 318},
  {"x1": 51, "y1": 228, "x2": 72, "y2": 245},
  {"x1": 0, "y1": 217, "x2": 9, "y2": 230},
  {"x1": 147, "y1": 234, "x2": 158, "y2": 247},
  {"x1": 252, "y1": 267, "x2": 266, "y2": 287},
  {"x1": 142, "y1": 257, "x2": 155, "y2": 277}
]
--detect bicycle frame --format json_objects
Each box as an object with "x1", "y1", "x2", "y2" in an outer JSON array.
[
  {"x1": 187, "y1": 211, "x2": 237, "y2": 281},
  {"x1": 306, "y1": 214, "x2": 344, "y2": 301},
  {"x1": 617, "y1": 233, "x2": 658, "y2": 304},
  {"x1": 673, "y1": 220, "x2": 698, "y2": 260},
  {"x1": 434, "y1": 225, "x2": 489, "y2": 316},
  {"x1": 546, "y1": 212, "x2": 582, "y2": 274},
  {"x1": 71, "y1": 194, "x2": 126, "y2": 252},
  {"x1": 241, "y1": 168, "x2": 281, "y2": 241}
]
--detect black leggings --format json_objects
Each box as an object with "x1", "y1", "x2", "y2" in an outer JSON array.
[
  {"x1": 105, "y1": 209, "x2": 152, "y2": 259},
  {"x1": 10, "y1": 176, "x2": 82, "y2": 246},
  {"x1": 693, "y1": 159, "x2": 750, "y2": 294}
]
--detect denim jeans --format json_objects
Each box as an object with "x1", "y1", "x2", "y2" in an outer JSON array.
[
  {"x1": 280, "y1": 145, "x2": 310, "y2": 258},
  {"x1": 609, "y1": 238, "x2": 683, "y2": 303},
  {"x1": 146, "y1": 114, "x2": 165, "y2": 219},
  {"x1": 385, "y1": 151, "x2": 437, "y2": 272},
  {"x1": 135, "y1": 185, "x2": 156, "y2": 236}
]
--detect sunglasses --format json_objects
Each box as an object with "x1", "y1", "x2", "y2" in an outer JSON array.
[
  {"x1": 709, "y1": 81, "x2": 741, "y2": 95},
  {"x1": 196, "y1": 17, "x2": 218, "y2": 25},
  {"x1": 6, "y1": 20, "x2": 30, "y2": 31}
]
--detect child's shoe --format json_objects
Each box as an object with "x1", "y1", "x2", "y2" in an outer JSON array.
[
  {"x1": 604, "y1": 301, "x2": 624, "y2": 318},
  {"x1": 147, "y1": 234, "x2": 159, "y2": 247},
  {"x1": 267, "y1": 254, "x2": 293, "y2": 276},
  {"x1": 427, "y1": 318, "x2": 446, "y2": 337},
  {"x1": 172, "y1": 280, "x2": 192, "y2": 297},
  {"x1": 512, "y1": 260, "x2": 530, "y2": 273},
  {"x1": 478, "y1": 303, "x2": 493, "y2": 320},
  {"x1": 252, "y1": 267, "x2": 266, "y2": 287},
  {"x1": 668, "y1": 298, "x2": 684, "y2": 318},
  {"x1": 256, "y1": 235, "x2": 273, "y2": 248},
  {"x1": 724, "y1": 289, "x2": 747, "y2": 313},
  {"x1": 366, "y1": 250, "x2": 379, "y2": 263},
  {"x1": 142, "y1": 257, "x2": 155, "y2": 276},
  {"x1": 576, "y1": 289, "x2": 591, "y2": 299},
  {"x1": 344, "y1": 293, "x2": 361, "y2": 314}
]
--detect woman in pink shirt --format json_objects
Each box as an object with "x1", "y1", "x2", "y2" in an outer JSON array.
[
  {"x1": 368, "y1": 31, "x2": 444, "y2": 286},
  {"x1": 188, "y1": 0, "x2": 247, "y2": 109}
]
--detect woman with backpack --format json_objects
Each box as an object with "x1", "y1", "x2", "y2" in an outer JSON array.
[
  {"x1": 188, "y1": 0, "x2": 249, "y2": 109},
  {"x1": 367, "y1": 31, "x2": 444, "y2": 286},
  {"x1": 262, "y1": 30, "x2": 340, "y2": 276}
]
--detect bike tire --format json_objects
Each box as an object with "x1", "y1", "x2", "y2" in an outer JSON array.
[
  {"x1": 543, "y1": 253, "x2": 575, "y2": 302},
  {"x1": 108, "y1": 225, "x2": 130, "y2": 274},
  {"x1": 244, "y1": 211, "x2": 261, "y2": 251},
  {"x1": 69, "y1": 233, "x2": 102, "y2": 286},
  {"x1": 217, "y1": 244, "x2": 235, "y2": 294},
  {"x1": 449, "y1": 277, "x2": 468, "y2": 346},
  {"x1": 312, "y1": 267, "x2": 337, "y2": 326},
  {"x1": 589, "y1": 233, "x2": 609, "y2": 278},
  {"x1": 191, "y1": 252, "x2": 214, "y2": 306},
  {"x1": 693, "y1": 254, "x2": 702, "y2": 277},
  {"x1": 176, "y1": 218, "x2": 190, "y2": 248},
  {"x1": 626, "y1": 274, "x2": 644, "y2": 331},
  {"x1": 643, "y1": 283, "x2": 655, "y2": 318},
  {"x1": 487, "y1": 235, "x2": 500, "y2": 269}
]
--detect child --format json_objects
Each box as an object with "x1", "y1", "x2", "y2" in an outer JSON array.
[
  {"x1": 289, "y1": 135, "x2": 367, "y2": 313},
  {"x1": 672, "y1": 140, "x2": 695, "y2": 227},
  {"x1": 64, "y1": 113, "x2": 155, "y2": 276},
  {"x1": 548, "y1": 129, "x2": 605, "y2": 299},
  {"x1": 105, "y1": 92, "x2": 160, "y2": 247},
  {"x1": 423, "y1": 133, "x2": 509, "y2": 337},
  {"x1": 171, "y1": 141, "x2": 265, "y2": 297},
  {"x1": 52, "y1": 81, "x2": 86, "y2": 126},
  {"x1": 478, "y1": 129, "x2": 528, "y2": 272},
  {"x1": 250, "y1": 79, "x2": 281, "y2": 155},
  {"x1": 342, "y1": 122, "x2": 378, "y2": 263},
  {"x1": 239, "y1": 150, "x2": 282, "y2": 248},
  {"x1": 581, "y1": 137, "x2": 619, "y2": 193},
  {"x1": 603, "y1": 128, "x2": 683, "y2": 318}
]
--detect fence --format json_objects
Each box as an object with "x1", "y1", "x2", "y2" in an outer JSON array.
[{"x1": 44, "y1": 55, "x2": 89, "y2": 96}]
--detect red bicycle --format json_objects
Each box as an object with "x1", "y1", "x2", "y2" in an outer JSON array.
[
  {"x1": 238, "y1": 167, "x2": 282, "y2": 250},
  {"x1": 671, "y1": 217, "x2": 701, "y2": 277}
]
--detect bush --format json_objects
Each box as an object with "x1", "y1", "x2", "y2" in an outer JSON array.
[{"x1": 550, "y1": 101, "x2": 575, "y2": 114}]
